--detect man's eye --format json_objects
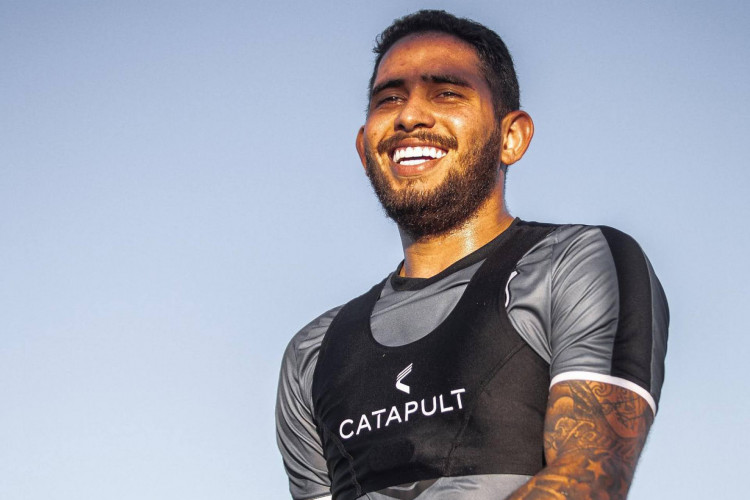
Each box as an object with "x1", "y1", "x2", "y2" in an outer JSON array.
[
  {"x1": 438, "y1": 90, "x2": 461, "y2": 98},
  {"x1": 376, "y1": 95, "x2": 402, "y2": 106}
]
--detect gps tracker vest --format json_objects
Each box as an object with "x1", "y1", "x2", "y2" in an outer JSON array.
[{"x1": 312, "y1": 221, "x2": 555, "y2": 499}]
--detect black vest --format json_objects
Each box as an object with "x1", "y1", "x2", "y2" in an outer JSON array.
[{"x1": 312, "y1": 221, "x2": 555, "y2": 500}]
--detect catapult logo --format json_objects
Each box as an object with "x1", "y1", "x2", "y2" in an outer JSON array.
[
  {"x1": 338, "y1": 363, "x2": 467, "y2": 440},
  {"x1": 396, "y1": 363, "x2": 412, "y2": 394}
]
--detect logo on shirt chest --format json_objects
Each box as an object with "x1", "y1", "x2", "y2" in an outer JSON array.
[
  {"x1": 396, "y1": 363, "x2": 413, "y2": 393},
  {"x1": 338, "y1": 363, "x2": 466, "y2": 440}
]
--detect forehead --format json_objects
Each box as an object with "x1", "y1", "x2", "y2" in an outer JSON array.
[{"x1": 373, "y1": 32, "x2": 485, "y2": 87}]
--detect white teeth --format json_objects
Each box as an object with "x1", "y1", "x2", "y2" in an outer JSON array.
[{"x1": 392, "y1": 146, "x2": 447, "y2": 163}]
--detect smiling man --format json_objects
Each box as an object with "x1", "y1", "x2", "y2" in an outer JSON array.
[{"x1": 276, "y1": 10, "x2": 668, "y2": 500}]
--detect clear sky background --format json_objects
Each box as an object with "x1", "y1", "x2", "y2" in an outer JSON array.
[{"x1": 1, "y1": 1, "x2": 748, "y2": 498}]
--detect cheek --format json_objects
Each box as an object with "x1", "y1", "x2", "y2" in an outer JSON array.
[
  {"x1": 364, "y1": 135, "x2": 381, "y2": 158},
  {"x1": 447, "y1": 110, "x2": 495, "y2": 143},
  {"x1": 364, "y1": 112, "x2": 393, "y2": 137},
  {"x1": 438, "y1": 110, "x2": 476, "y2": 137},
  {"x1": 362, "y1": 124, "x2": 384, "y2": 152}
]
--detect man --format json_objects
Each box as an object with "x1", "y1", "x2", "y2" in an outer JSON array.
[{"x1": 276, "y1": 10, "x2": 668, "y2": 500}]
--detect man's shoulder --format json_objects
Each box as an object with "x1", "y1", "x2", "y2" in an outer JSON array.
[
  {"x1": 278, "y1": 304, "x2": 346, "y2": 412},
  {"x1": 519, "y1": 219, "x2": 628, "y2": 239},
  {"x1": 518, "y1": 221, "x2": 646, "y2": 261},
  {"x1": 285, "y1": 305, "x2": 344, "y2": 364}
]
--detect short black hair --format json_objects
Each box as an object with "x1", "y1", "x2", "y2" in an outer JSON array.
[{"x1": 369, "y1": 10, "x2": 520, "y2": 120}]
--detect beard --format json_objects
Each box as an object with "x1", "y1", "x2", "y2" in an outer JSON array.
[{"x1": 364, "y1": 127, "x2": 503, "y2": 239}]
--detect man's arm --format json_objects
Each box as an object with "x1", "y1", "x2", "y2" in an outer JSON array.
[
  {"x1": 276, "y1": 307, "x2": 342, "y2": 500},
  {"x1": 508, "y1": 380, "x2": 653, "y2": 500}
]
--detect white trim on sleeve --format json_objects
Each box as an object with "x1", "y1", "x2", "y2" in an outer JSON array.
[{"x1": 550, "y1": 371, "x2": 657, "y2": 415}]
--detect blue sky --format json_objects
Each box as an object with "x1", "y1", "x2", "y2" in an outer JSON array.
[{"x1": 1, "y1": 1, "x2": 749, "y2": 498}]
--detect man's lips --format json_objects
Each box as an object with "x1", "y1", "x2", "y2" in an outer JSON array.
[
  {"x1": 377, "y1": 131, "x2": 458, "y2": 157},
  {"x1": 391, "y1": 145, "x2": 447, "y2": 165},
  {"x1": 375, "y1": 131, "x2": 457, "y2": 173}
]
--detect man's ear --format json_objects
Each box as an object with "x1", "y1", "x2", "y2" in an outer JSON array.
[
  {"x1": 356, "y1": 126, "x2": 367, "y2": 170},
  {"x1": 500, "y1": 111, "x2": 534, "y2": 166}
]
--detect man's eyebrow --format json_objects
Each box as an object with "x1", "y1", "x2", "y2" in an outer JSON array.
[
  {"x1": 423, "y1": 74, "x2": 472, "y2": 88},
  {"x1": 371, "y1": 79, "x2": 405, "y2": 97}
]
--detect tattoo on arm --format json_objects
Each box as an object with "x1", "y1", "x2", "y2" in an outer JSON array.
[{"x1": 508, "y1": 381, "x2": 654, "y2": 500}]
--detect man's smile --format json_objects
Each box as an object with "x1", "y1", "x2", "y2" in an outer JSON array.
[
  {"x1": 392, "y1": 146, "x2": 447, "y2": 166},
  {"x1": 388, "y1": 144, "x2": 449, "y2": 177},
  {"x1": 374, "y1": 132, "x2": 458, "y2": 177}
]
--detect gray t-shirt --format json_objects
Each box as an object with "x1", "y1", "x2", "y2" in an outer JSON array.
[{"x1": 276, "y1": 223, "x2": 668, "y2": 500}]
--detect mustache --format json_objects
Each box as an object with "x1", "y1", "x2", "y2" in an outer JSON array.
[{"x1": 376, "y1": 131, "x2": 458, "y2": 155}]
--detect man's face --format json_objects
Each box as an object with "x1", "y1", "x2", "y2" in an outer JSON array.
[{"x1": 357, "y1": 32, "x2": 503, "y2": 239}]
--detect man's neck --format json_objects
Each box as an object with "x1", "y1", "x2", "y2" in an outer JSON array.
[{"x1": 398, "y1": 192, "x2": 514, "y2": 279}]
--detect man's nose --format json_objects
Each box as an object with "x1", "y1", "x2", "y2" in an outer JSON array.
[{"x1": 394, "y1": 96, "x2": 435, "y2": 132}]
